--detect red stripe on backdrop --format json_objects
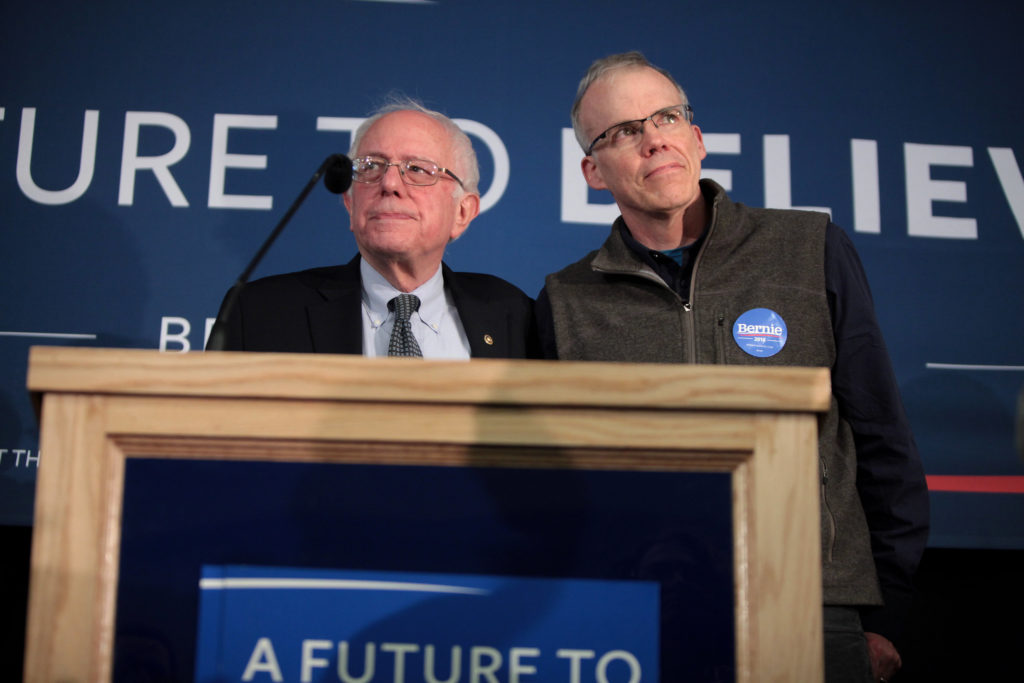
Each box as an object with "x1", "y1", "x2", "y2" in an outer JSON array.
[{"x1": 926, "y1": 476, "x2": 1024, "y2": 493}]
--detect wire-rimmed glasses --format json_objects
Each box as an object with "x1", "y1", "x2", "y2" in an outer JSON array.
[
  {"x1": 351, "y1": 156, "x2": 465, "y2": 189},
  {"x1": 586, "y1": 104, "x2": 694, "y2": 155}
]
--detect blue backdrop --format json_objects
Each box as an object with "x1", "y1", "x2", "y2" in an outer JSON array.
[{"x1": 2, "y1": 0, "x2": 1022, "y2": 547}]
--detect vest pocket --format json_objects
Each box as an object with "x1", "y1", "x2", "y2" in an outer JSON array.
[{"x1": 714, "y1": 312, "x2": 728, "y2": 363}]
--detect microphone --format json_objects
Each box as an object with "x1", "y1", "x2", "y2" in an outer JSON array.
[
  {"x1": 324, "y1": 154, "x2": 354, "y2": 194},
  {"x1": 205, "y1": 154, "x2": 353, "y2": 351}
]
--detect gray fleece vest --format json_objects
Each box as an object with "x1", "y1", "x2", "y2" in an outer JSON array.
[{"x1": 545, "y1": 181, "x2": 882, "y2": 607}]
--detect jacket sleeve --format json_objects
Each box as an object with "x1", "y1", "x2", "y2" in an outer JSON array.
[{"x1": 825, "y1": 223, "x2": 930, "y2": 640}]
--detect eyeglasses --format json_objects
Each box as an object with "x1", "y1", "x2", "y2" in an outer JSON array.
[
  {"x1": 351, "y1": 155, "x2": 465, "y2": 189},
  {"x1": 586, "y1": 104, "x2": 694, "y2": 156}
]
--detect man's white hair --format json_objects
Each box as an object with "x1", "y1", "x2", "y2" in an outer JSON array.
[{"x1": 349, "y1": 95, "x2": 480, "y2": 196}]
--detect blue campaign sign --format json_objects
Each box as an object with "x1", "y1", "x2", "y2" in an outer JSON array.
[
  {"x1": 3, "y1": 1, "x2": 1023, "y2": 546},
  {"x1": 115, "y1": 459, "x2": 733, "y2": 681},
  {"x1": 194, "y1": 565, "x2": 659, "y2": 683}
]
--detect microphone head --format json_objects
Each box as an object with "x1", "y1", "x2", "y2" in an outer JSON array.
[{"x1": 323, "y1": 154, "x2": 353, "y2": 194}]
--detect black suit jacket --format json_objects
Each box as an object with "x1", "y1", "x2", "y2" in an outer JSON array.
[{"x1": 211, "y1": 255, "x2": 540, "y2": 359}]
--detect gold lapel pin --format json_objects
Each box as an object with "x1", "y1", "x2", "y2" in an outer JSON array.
[{"x1": 483, "y1": 334, "x2": 494, "y2": 345}]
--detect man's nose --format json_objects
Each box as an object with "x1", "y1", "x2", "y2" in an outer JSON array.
[
  {"x1": 379, "y1": 163, "x2": 404, "y2": 191},
  {"x1": 641, "y1": 121, "x2": 669, "y2": 154}
]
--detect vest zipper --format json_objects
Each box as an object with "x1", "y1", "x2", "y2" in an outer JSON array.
[
  {"x1": 680, "y1": 301, "x2": 694, "y2": 362},
  {"x1": 820, "y1": 457, "x2": 836, "y2": 562},
  {"x1": 682, "y1": 195, "x2": 720, "y2": 364},
  {"x1": 683, "y1": 211, "x2": 715, "y2": 363}
]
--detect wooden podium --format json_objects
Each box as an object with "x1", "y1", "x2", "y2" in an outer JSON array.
[{"x1": 24, "y1": 346, "x2": 828, "y2": 682}]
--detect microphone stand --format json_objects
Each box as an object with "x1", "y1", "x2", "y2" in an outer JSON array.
[{"x1": 205, "y1": 154, "x2": 352, "y2": 351}]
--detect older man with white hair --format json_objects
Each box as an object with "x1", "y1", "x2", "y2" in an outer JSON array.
[{"x1": 212, "y1": 97, "x2": 538, "y2": 359}]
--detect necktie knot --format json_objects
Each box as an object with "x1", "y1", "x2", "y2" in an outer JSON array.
[
  {"x1": 387, "y1": 294, "x2": 423, "y2": 357},
  {"x1": 389, "y1": 293, "x2": 420, "y2": 319}
]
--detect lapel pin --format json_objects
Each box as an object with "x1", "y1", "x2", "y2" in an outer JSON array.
[{"x1": 483, "y1": 334, "x2": 494, "y2": 345}]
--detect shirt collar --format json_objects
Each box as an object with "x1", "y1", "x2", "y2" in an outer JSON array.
[
  {"x1": 360, "y1": 258, "x2": 446, "y2": 334},
  {"x1": 617, "y1": 179, "x2": 715, "y2": 265}
]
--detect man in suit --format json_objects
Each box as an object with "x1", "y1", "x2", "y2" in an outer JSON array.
[{"x1": 210, "y1": 98, "x2": 538, "y2": 359}]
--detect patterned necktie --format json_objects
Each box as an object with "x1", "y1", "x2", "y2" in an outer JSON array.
[{"x1": 387, "y1": 294, "x2": 423, "y2": 357}]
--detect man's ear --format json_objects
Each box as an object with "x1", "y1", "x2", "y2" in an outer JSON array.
[
  {"x1": 449, "y1": 192, "x2": 480, "y2": 242},
  {"x1": 691, "y1": 124, "x2": 708, "y2": 161},
  {"x1": 581, "y1": 155, "x2": 607, "y2": 190},
  {"x1": 342, "y1": 192, "x2": 353, "y2": 228}
]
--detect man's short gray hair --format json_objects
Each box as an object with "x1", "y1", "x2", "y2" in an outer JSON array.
[
  {"x1": 349, "y1": 95, "x2": 480, "y2": 195},
  {"x1": 570, "y1": 51, "x2": 690, "y2": 153}
]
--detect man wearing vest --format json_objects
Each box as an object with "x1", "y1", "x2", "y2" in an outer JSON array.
[{"x1": 538, "y1": 52, "x2": 929, "y2": 683}]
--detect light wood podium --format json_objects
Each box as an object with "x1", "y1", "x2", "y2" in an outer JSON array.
[{"x1": 24, "y1": 346, "x2": 828, "y2": 682}]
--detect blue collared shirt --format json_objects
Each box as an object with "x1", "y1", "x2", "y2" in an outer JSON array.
[{"x1": 359, "y1": 259, "x2": 471, "y2": 359}]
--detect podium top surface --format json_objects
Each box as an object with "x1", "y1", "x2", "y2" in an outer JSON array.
[{"x1": 27, "y1": 346, "x2": 830, "y2": 413}]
